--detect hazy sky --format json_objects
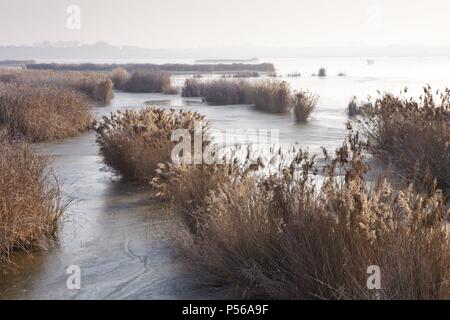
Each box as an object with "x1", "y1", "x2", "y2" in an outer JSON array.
[{"x1": 1, "y1": 0, "x2": 449, "y2": 48}]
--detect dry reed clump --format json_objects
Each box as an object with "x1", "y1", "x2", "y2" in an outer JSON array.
[
  {"x1": 318, "y1": 68, "x2": 327, "y2": 77},
  {"x1": 156, "y1": 131, "x2": 450, "y2": 299},
  {"x1": 360, "y1": 87, "x2": 450, "y2": 194},
  {"x1": 181, "y1": 78, "x2": 208, "y2": 97},
  {"x1": 123, "y1": 71, "x2": 176, "y2": 94},
  {"x1": 152, "y1": 163, "x2": 240, "y2": 235},
  {"x1": 348, "y1": 96, "x2": 361, "y2": 116},
  {"x1": 94, "y1": 107, "x2": 208, "y2": 184},
  {"x1": 247, "y1": 80, "x2": 292, "y2": 113},
  {"x1": 0, "y1": 82, "x2": 92, "y2": 142},
  {"x1": 0, "y1": 132, "x2": 63, "y2": 263},
  {"x1": 91, "y1": 78, "x2": 114, "y2": 103},
  {"x1": 348, "y1": 96, "x2": 373, "y2": 117},
  {"x1": 0, "y1": 69, "x2": 114, "y2": 103},
  {"x1": 292, "y1": 91, "x2": 318, "y2": 122},
  {"x1": 182, "y1": 79, "x2": 248, "y2": 105},
  {"x1": 182, "y1": 79, "x2": 294, "y2": 113},
  {"x1": 109, "y1": 67, "x2": 129, "y2": 90}
]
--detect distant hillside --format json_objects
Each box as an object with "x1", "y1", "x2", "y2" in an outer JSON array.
[{"x1": 0, "y1": 42, "x2": 449, "y2": 60}]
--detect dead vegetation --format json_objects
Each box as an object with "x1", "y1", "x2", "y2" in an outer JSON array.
[
  {"x1": 0, "y1": 81, "x2": 92, "y2": 141},
  {"x1": 109, "y1": 67, "x2": 129, "y2": 90},
  {"x1": 292, "y1": 91, "x2": 318, "y2": 122},
  {"x1": 0, "y1": 132, "x2": 63, "y2": 264},
  {"x1": 122, "y1": 71, "x2": 177, "y2": 94},
  {"x1": 359, "y1": 87, "x2": 450, "y2": 195},
  {"x1": 153, "y1": 130, "x2": 449, "y2": 299},
  {"x1": 0, "y1": 69, "x2": 114, "y2": 103},
  {"x1": 182, "y1": 79, "x2": 317, "y2": 118},
  {"x1": 94, "y1": 107, "x2": 208, "y2": 184}
]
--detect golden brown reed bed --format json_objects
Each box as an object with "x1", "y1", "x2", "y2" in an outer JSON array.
[
  {"x1": 360, "y1": 87, "x2": 450, "y2": 195},
  {"x1": 0, "y1": 69, "x2": 114, "y2": 103},
  {"x1": 182, "y1": 78, "x2": 317, "y2": 118},
  {"x1": 92, "y1": 83, "x2": 448, "y2": 299},
  {"x1": 0, "y1": 82, "x2": 92, "y2": 142},
  {"x1": 182, "y1": 79, "x2": 247, "y2": 105},
  {"x1": 108, "y1": 68, "x2": 177, "y2": 94},
  {"x1": 109, "y1": 67, "x2": 129, "y2": 90},
  {"x1": 94, "y1": 107, "x2": 207, "y2": 184},
  {"x1": 0, "y1": 132, "x2": 63, "y2": 264},
  {"x1": 122, "y1": 71, "x2": 177, "y2": 94},
  {"x1": 292, "y1": 91, "x2": 318, "y2": 122},
  {"x1": 248, "y1": 79, "x2": 292, "y2": 113},
  {"x1": 153, "y1": 131, "x2": 449, "y2": 300}
]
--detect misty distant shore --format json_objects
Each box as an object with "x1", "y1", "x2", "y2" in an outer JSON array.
[{"x1": 1, "y1": 42, "x2": 449, "y2": 60}]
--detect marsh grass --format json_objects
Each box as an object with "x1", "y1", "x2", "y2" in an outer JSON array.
[
  {"x1": 348, "y1": 97, "x2": 373, "y2": 117},
  {"x1": 109, "y1": 67, "x2": 129, "y2": 90},
  {"x1": 292, "y1": 91, "x2": 318, "y2": 122},
  {"x1": 182, "y1": 79, "x2": 248, "y2": 105},
  {"x1": 155, "y1": 132, "x2": 450, "y2": 299},
  {"x1": 182, "y1": 79, "x2": 297, "y2": 113},
  {"x1": 0, "y1": 82, "x2": 92, "y2": 141},
  {"x1": 0, "y1": 69, "x2": 114, "y2": 103},
  {"x1": 247, "y1": 80, "x2": 292, "y2": 113},
  {"x1": 123, "y1": 71, "x2": 176, "y2": 94},
  {"x1": 94, "y1": 107, "x2": 208, "y2": 184},
  {"x1": 348, "y1": 96, "x2": 360, "y2": 117},
  {"x1": 318, "y1": 68, "x2": 327, "y2": 77},
  {"x1": 360, "y1": 87, "x2": 450, "y2": 194},
  {"x1": 232, "y1": 72, "x2": 260, "y2": 78},
  {"x1": 0, "y1": 132, "x2": 63, "y2": 264}
]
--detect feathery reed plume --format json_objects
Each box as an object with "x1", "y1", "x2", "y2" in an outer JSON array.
[
  {"x1": 123, "y1": 71, "x2": 175, "y2": 94},
  {"x1": 94, "y1": 107, "x2": 208, "y2": 184},
  {"x1": 0, "y1": 132, "x2": 63, "y2": 264},
  {"x1": 360, "y1": 86, "x2": 450, "y2": 194},
  {"x1": 157, "y1": 130, "x2": 449, "y2": 299},
  {"x1": 292, "y1": 91, "x2": 318, "y2": 122}
]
